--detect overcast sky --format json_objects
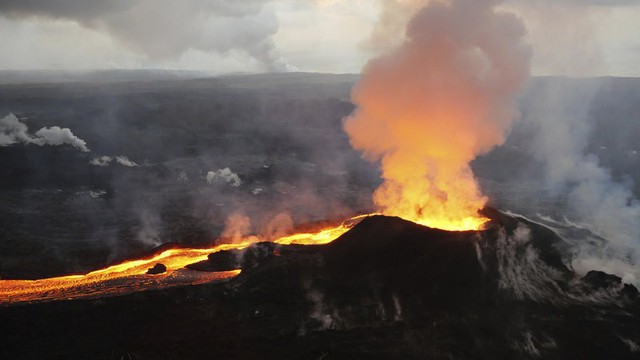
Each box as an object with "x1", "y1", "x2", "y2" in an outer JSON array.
[{"x1": 0, "y1": 0, "x2": 638, "y2": 76}]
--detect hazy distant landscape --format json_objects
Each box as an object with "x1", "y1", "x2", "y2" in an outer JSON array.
[
  {"x1": 1, "y1": 72, "x2": 639, "y2": 280},
  {"x1": 3, "y1": 0, "x2": 640, "y2": 358}
]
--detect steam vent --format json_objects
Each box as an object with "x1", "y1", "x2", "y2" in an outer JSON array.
[{"x1": 1, "y1": 208, "x2": 638, "y2": 359}]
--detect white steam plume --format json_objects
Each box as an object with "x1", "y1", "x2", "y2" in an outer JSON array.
[
  {"x1": 220, "y1": 212, "x2": 258, "y2": 244},
  {"x1": 207, "y1": 168, "x2": 242, "y2": 187},
  {"x1": 33, "y1": 126, "x2": 90, "y2": 152},
  {"x1": 0, "y1": 113, "x2": 89, "y2": 152},
  {"x1": 524, "y1": 79, "x2": 640, "y2": 283},
  {"x1": 114, "y1": 156, "x2": 138, "y2": 167},
  {"x1": 89, "y1": 156, "x2": 112, "y2": 167},
  {"x1": 90, "y1": 155, "x2": 139, "y2": 167}
]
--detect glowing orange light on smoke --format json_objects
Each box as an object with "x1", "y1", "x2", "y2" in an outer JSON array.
[{"x1": 344, "y1": 0, "x2": 530, "y2": 231}]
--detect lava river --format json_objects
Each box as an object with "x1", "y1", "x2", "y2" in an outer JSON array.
[{"x1": 0, "y1": 215, "x2": 368, "y2": 305}]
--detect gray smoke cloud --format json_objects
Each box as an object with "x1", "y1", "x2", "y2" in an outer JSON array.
[
  {"x1": 523, "y1": 79, "x2": 640, "y2": 284},
  {"x1": 0, "y1": 113, "x2": 89, "y2": 151},
  {"x1": 0, "y1": 0, "x2": 292, "y2": 71}
]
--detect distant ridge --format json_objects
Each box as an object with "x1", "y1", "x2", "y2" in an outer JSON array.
[
  {"x1": 0, "y1": 69, "x2": 211, "y2": 85},
  {"x1": 0, "y1": 70, "x2": 361, "y2": 85}
]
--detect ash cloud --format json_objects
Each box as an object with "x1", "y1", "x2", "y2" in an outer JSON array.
[
  {"x1": 0, "y1": 0, "x2": 291, "y2": 71},
  {"x1": 0, "y1": 113, "x2": 89, "y2": 152}
]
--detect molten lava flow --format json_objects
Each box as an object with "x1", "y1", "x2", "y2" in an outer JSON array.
[
  {"x1": 0, "y1": 215, "x2": 367, "y2": 305},
  {"x1": 344, "y1": 0, "x2": 531, "y2": 231},
  {"x1": 274, "y1": 214, "x2": 371, "y2": 245}
]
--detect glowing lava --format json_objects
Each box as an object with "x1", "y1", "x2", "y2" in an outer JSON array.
[{"x1": 0, "y1": 215, "x2": 368, "y2": 305}]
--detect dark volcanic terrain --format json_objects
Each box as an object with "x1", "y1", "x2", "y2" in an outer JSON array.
[
  {"x1": 2, "y1": 73, "x2": 640, "y2": 359},
  {"x1": 1, "y1": 211, "x2": 638, "y2": 359},
  {"x1": 2, "y1": 73, "x2": 640, "y2": 281}
]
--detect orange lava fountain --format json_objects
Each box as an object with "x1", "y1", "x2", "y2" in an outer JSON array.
[
  {"x1": 344, "y1": 0, "x2": 530, "y2": 231},
  {"x1": 0, "y1": 215, "x2": 369, "y2": 305}
]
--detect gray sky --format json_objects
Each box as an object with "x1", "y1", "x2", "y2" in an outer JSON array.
[{"x1": 0, "y1": 0, "x2": 638, "y2": 76}]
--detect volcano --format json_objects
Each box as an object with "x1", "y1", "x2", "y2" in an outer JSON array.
[{"x1": 1, "y1": 209, "x2": 638, "y2": 359}]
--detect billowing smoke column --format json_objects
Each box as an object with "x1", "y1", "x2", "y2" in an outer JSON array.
[{"x1": 344, "y1": 0, "x2": 531, "y2": 230}]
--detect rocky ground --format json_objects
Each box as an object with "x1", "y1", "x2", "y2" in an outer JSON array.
[{"x1": 1, "y1": 210, "x2": 638, "y2": 359}]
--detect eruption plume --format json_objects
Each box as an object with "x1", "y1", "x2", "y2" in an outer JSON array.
[{"x1": 345, "y1": 0, "x2": 531, "y2": 230}]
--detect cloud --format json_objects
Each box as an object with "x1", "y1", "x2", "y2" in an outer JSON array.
[
  {"x1": 0, "y1": 0, "x2": 291, "y2": 71},
  {"x1": 0, "y1": 113, "x2": 89, "y2": 151}
]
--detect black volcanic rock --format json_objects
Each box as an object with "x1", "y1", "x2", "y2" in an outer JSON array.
[
  {"x1": 187, "y1": 242, "x2": 280, "y2": 271},
  {"x1": 320, "y1": 216, "x2": 488, "y2": 309},
  {"x1": 583, "y1": 270, "x2": 624, "y2": 289},
  {"x1": 146, "y1": 263, "x2": 167, "y2": 275},
  {"x1": 187, "y1": 249, "x2": 242, "y2": 271},
  {"x1": 241, "y1": 242, "x2": 280, "y2": 269},
  {"x1": 1, "y1": 211, "x2": 639, "y2": 360},
  {"x1": 582, "y1": 270, "x2": 639, "y2": 299},
  {"x1": 623, "y1": 283, "x2": 640, "y2": 298}
]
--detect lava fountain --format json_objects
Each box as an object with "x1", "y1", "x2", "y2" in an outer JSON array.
[{"x1": 344, "y1": 0, "x2": 531, "y2": 230}]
